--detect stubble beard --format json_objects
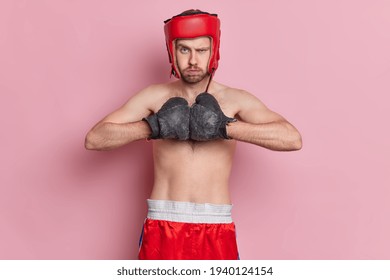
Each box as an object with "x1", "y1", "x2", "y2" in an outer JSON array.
[{"x1": 178, "y1": 67, "x2": 209, "y2": 84}]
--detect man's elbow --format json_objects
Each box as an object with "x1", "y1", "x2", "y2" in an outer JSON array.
[
  {"x1": 84, "y1": 131, "x2": 101, "y2": 151},
  {"x1": 282, "y1": 122, "x2": 302, "y2": 151},
  {"x1": 84, "y1": 138, "x2": 94, "y2": 150},
  {"x1": 292, "y1": 138, "x2": 302, "y2": 151},
  {"x1": 290, "y1": 132, "x2": 302, "y2": 151}
]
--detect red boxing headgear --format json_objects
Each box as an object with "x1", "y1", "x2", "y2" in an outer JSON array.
[{"x1": 164, "y1": 11, "x2": 221, "y2": 79}]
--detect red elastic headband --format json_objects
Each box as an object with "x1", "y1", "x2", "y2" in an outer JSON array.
[{"x1": 164, "y1": 12, "x2": 221, "y2": 78}]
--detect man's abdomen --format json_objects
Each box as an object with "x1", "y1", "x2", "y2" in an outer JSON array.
[{"x1": 150, "y1": 140, "x2": 236, "y2": 204}]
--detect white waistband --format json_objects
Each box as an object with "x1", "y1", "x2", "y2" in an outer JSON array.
[{"x1": 146, "y1": 199, "x2": 233, "y2": 224}]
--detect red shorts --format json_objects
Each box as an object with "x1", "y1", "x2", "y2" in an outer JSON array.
[{"x1": 138, "y1": 200, "x2": 239, "y2": 260}]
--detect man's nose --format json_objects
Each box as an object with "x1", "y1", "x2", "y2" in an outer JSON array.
[{"x1": 189, "y1": 51, "x2": 197, "y2": 66}]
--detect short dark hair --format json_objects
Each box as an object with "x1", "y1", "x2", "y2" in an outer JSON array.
[
  {"x1": 164, "y1": 9, "x2": 217, "y2": 23},
  {"x1": 177, "y1": 9, "x2": 209, "y2": 16}
]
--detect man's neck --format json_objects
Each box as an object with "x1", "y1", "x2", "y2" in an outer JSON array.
[{"x1": 177, "y1": 76, "x2": 212, "y2": 98}]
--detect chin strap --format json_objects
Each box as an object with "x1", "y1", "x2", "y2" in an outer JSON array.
[{"x1": 205, "y1": 68, "x2": 215, "y2": 93}]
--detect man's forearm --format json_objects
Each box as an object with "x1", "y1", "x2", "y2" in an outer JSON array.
[
  {"x1": 226, "y1": 120, "x2": 302, "y2": 151},
  {"x1": 85, "y1": 121, "x2": 151, "y2": 151}
]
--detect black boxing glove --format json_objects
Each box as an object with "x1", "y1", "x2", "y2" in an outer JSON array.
[
  {"x1": 190, "y1": 93, "x2": 237, "y2": 141},
  {"x1": 143, "y1": 97, "x2": 190, "y2": 140}
]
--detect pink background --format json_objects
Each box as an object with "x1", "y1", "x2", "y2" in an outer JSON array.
[{"x1": 1, "y1": 0, "x2": 389, "y2": 259}]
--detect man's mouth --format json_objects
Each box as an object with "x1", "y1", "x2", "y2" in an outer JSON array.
[{"x1": 185, "y1": 68, "x2": 201, "y2": 74}]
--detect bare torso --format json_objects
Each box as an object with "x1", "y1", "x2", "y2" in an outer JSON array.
[
  {"x1": 147, "y1": 81, "x2": 240, "y2": 204},
  {"x1": 150, "y1": 138, "x2": 236, "y2": 204}
]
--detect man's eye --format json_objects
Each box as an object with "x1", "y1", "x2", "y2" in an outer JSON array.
[{"x1": 180, "y1": 48, "x2": 189, "y2": 53}]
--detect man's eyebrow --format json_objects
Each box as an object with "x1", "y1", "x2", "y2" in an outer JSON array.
[
  {"x1": 176, "y1": 43, "x2": 189, "y2": 48},
  {"x1": 196, "y1": 46, "x2": 210, "y2": 50},
  {"x1": 176, "y1": 43, "x2": 210, "y2": 50}
]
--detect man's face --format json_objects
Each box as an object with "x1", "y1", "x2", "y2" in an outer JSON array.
[{"x1": 175, "y1": 37, "x2": 211, "y2": 84}]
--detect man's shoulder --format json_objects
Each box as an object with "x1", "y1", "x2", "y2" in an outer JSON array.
[
  {"x1": 130, "y1": 82, "x2": 179, "y2": 112},
  {"x1": 132, "y1": 82, "x2": 176, "y2": 102},
  {"x1": 139, "y1": 82, "x2": 173, "y2": 95},
  {"x1": 212, "y1": 81, "x2": 253, "y2": 100}
]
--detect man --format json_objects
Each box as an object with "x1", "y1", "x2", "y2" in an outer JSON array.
[{"x1": 85, "y1": 9, "x2": 302, "y2": 260}]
